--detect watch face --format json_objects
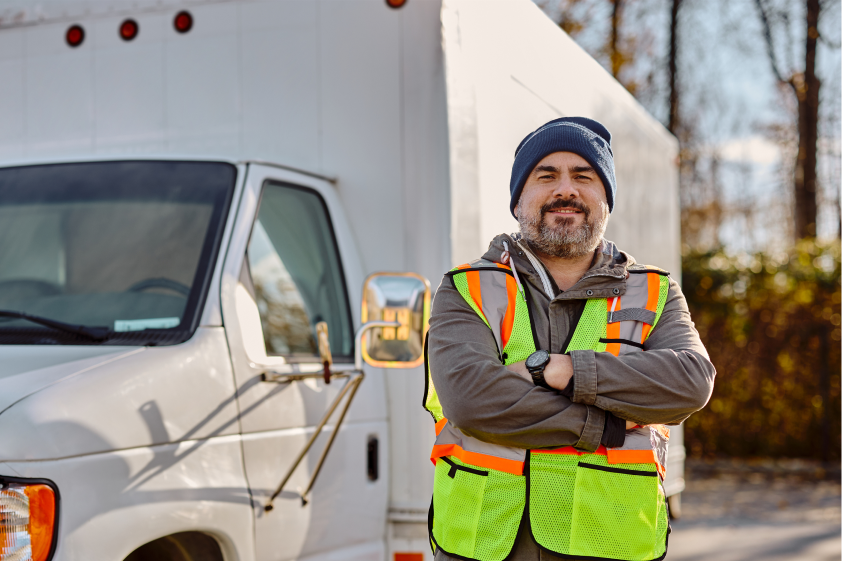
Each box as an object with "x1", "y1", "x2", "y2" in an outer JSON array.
[{"x1": 526, "y1": 350, "x2": 550, "y2": 369}]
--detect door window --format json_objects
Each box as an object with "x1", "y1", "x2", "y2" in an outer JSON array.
[{"x1": 246, "y1": 181, "x2": 353, "y2": 359}]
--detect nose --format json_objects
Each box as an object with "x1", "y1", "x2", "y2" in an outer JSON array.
[{"x1": 551, "y1": 174, "x2": 579, "y2": 200}]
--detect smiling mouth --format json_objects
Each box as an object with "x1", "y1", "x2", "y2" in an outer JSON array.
[{"x1": 547, "y1": 208, "x2": 582, "y2": 214}]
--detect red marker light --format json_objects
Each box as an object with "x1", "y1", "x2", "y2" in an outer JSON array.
[
  {"x1": 385, "y1": 0, "x2": 407, "y2": 7},
  {"x1": 174, "y1": 11, "x2": 193, "y2": 33},
  {"x1": 66, "y1": 25, "x2": 84, "y2": 47},
  {"x1": 119, "y1": 19, "x2": 139, "y2": 41}
]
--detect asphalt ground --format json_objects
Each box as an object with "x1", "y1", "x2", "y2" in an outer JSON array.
[{"x1": 667, "y1": 459, "x2": 841, "y2": 561}]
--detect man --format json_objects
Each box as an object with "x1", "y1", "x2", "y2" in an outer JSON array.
[{"x1": 424, "y1": 117, "x2": 715, "y2": 561}]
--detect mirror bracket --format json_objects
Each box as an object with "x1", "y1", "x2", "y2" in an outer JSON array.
[
  {"x1": 354, "y1": 320, "x2": 401, "y2": 370},
  {"x1": 261, "y1": 371, "x2": 350, "y2": 384},
  {"x1": 262, "y1": 320, "x2": 398, "y2": 512}
]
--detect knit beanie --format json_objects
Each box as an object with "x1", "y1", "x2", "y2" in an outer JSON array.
[{"x1": 509, "y1": 117, "x2": 617, "y2": 217}]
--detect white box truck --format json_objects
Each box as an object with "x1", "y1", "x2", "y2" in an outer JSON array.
[{"x1": 0, "y1": 1, "x2": 684, "y2": 560}]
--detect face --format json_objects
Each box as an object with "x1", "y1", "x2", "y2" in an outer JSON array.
[{"x1": 514, "y1": 151, "x2": 609, "y2": 259}]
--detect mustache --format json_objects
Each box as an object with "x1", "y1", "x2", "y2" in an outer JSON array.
[{"x1": 541, "y1": 199, "x2": 590, "y2": 218}]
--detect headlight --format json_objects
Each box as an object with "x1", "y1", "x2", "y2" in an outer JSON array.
[{"x1": 0, "y1": 478, "x2": 58, "y2": 561}]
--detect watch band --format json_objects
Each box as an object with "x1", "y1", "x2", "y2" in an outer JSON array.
[{"x1": 530, "y1": 368, "x2": 552, "y2": 389}]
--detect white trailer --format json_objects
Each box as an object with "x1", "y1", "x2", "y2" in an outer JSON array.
[{"x1": 0, "y1": 1, "x2": 683, "y2": 560}]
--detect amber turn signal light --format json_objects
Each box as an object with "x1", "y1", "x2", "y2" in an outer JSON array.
[{"x1": 0, "y1": 481, "x2": 58, "y2": 561}]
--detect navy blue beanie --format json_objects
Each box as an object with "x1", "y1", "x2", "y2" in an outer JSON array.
[{"x1": 509, "y1": 117, "x2": 616, "y2": 217}]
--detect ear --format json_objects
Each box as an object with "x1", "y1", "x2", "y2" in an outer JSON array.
[{"x1": 513, "y1": 202, "x2": 520, "y2": 218}]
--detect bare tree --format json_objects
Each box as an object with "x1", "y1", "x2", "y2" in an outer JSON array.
[
  {"x1": 667, "y1": 0, "x2": 682, "y2": 135},
  {"x1": 755, "y1": 0, "x2": 823, "y2": 240},
  {"x1": 550, "y1": 0, "x2": 648, "y2": 95},
  {"x1": 548, "y1": 0, "x2": 597, "y2": 39},
  {"x1": 610, "y1": 0, "x2": 625, "y2": 78}
]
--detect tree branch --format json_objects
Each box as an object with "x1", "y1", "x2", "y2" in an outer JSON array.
[
  {"x1": 753, "y1": 0, "x2": 792, "y2": 87},
  {"x1": 819, "y1": 34, "x2": 841, "y2": 49},
  {"x1": 818, "y1": 0, "x2": 841, "y2": 47}
]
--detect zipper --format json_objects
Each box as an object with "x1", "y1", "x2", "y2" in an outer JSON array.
[
  {"x1": 515, "y1": 240, "x2": 555, "y2": 298},
  {"x1": 440, "y1": 456, "x2": 489, "y2": 479},
  {"x1": 577, "y1": 461, "x2": 657, "y2": 477}
]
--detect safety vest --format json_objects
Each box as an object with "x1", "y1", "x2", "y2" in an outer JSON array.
[{"x1": 424, "y1": 258, "x2": 672, "y2": 561}]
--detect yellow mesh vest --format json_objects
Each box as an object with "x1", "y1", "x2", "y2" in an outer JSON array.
[{"x1": 425, "y1": 261, "x2": 671, "y2": 561}]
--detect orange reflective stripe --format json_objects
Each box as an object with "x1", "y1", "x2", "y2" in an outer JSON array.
[
  {"x1": 606, "y1": 449, "x2": 656, "y2": 465},
  {"x1": 605, "y1": 297, "x2": 621, "y2": 356},
  {"x1": 434, "y1": 417, "x2": 448, "y2": 436},
  {"x1": 535, "y1": 446, "x2": 663, "y2": 477},
  {"x1": 456, "y1": 263, "x2": 472, "y2": 270},
  {"x1": 640, "y1": 273, "x2": 660, "y2": 342},
  {"x1": 430, "y1": 444, "x2": 524, "y2": 476},
  {"x1": 608, "y1": 448, "x2": 665, "y2": 479},
  {"x1": 644, "y1": 273, "x2": 660, "y2": 311},
  {"x1": 465, "y1": 270, "x2": 487, "y2": 323},
  {"x1": 500, "y1": 274, "x2": 518, "y2": 350}
]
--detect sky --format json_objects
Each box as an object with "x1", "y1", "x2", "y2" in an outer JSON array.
[{"x1": 536, "y1": 0, "x2": 841, "y2": 251}]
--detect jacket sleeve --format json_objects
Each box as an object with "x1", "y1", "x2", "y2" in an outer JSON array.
[
  {"x1": 428, "y1": 276, "x2": 606, "y2": 451},
  {"x1": 569, "y1": 277, "x2": 715, "y2": 425}
]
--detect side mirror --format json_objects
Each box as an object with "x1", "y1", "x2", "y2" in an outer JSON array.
[{"x1": 360, "y1": 272, "x2": 431, "y2": 368}]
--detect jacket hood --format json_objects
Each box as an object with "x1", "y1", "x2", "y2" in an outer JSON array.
[{"x1": 481, "y1": 233, "x2": 634, "y2": 299}]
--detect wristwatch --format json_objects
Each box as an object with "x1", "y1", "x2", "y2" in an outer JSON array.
[{"x1": 525, "y1": 350, "x2": 551, "y2": 389}]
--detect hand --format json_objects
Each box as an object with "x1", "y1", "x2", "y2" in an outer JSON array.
[{"x1": 509, "y1": 354, "x2": 574, "y2": 391}]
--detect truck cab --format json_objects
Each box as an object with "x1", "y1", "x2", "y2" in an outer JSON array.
[{"x1": 0, "y1": 158, "x2": 413, "y2": 561}]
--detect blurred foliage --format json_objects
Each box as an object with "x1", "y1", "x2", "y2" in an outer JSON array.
[{"x1": 683, "y1": 239, "x2": 841, "y2": 460}]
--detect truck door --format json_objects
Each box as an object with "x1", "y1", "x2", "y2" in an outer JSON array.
[{"x1": 220, "y1": 163, "x2": 388, "y2": 561}]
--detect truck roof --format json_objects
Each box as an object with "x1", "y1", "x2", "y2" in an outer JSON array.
[{"x1": 0, "y1": 0, "x2": 221, "y2": 29}]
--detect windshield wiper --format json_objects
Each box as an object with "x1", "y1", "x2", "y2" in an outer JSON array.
[{"x1": 0, "y1": 310, "x2": 111, "y2": 340}]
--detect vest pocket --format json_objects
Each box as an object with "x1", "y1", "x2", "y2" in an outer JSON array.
[
  {"x1": 569, "y1": 460, "x2": 665, "y2": 560},
  {"x1": 431, "y1": 456, "x2": 524, "y2": 561},
  {"x1": 529, "y1": 454, "x2": 668, "y2": 561},
  {"x1": 528, "y1": 452, "x2": 579, "y2": 553}
]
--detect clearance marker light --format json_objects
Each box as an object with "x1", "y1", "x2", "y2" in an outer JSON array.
[
  {"x1": 385, "y1": 0, "x2": 407, "y2": 8},
  {"x1": 174, "y1": 11, "x2": 193, "y2": 33},
  {"x1": 119, "y1": 19, "x2": 139, "y2": 41},
  {"x1": 0, "y1": 480, "x2": 58, "y2": 561},
  {"x1": 66, "y1": 24, "x2": 84, "y2": 47}
]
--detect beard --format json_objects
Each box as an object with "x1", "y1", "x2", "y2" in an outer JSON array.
[{"x1": 517, "y1": 198, "x2": 608, "y2": 259}]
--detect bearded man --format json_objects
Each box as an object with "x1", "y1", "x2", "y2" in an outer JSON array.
[{"x1": 423, "y1": 117, "x2": 715, "y2": 561}]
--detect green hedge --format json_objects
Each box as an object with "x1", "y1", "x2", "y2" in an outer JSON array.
[{"x1": 682, "y1": 240, "x2": 841, "y2": 460}]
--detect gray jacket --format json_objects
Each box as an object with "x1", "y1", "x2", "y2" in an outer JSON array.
[{"x1": 427, "y1": 233, "x2": 715, "y2": 452}]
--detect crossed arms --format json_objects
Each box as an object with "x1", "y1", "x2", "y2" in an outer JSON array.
[{"x1": 427, "y1": 275, "x2": 715, "y2": 452}]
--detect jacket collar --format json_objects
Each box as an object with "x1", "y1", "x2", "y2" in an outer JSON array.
[{"x1": 481, "y1": 233, "x2": 634, "y2": 300}]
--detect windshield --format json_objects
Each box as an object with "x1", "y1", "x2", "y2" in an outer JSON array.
[{"x1": 0, "y1": 161, "x2": 235, "y2": 345}]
